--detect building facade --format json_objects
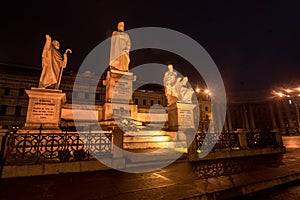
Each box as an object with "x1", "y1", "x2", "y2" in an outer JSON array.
[{"x1": 0, "y1": 63, "x2": 298, "y2": 134}]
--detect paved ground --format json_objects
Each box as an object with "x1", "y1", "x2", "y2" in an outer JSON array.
[{"x1": 0, "y1": 136, "x2": 299, "y2": 200}]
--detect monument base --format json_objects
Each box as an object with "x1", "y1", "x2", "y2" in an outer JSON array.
[
  {"x1": 103, "y1": 102, "x2": 138, "y2": 121},
  {"x1": 17, "y1": 126, "x2": 63, "y2": 134},
  {"x1": 22, "y1": 88, "x2": 66, "y2": 132},
  {"x1": 103, "y1": 69, "x2": 136, "y2": 103},
  {"x1": 167, "y1": 102, "x2": 196, "y2": 130}
]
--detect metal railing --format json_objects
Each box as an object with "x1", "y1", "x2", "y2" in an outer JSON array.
[
  {"x1": 195, "y1": 131, "x2": 278, "y2": 152},
  {"x1": 246, "y1": 131, "x2": 277, "y2": 148},
  {"x1": 196, "y1": 132, "x2": 240, "y2": 151},
  {"x1": 4, "y1": 132, "x2": 112, "y2": 165}
]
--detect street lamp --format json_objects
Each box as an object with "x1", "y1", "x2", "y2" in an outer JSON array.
[{"x1": 273, "y1": 87, "x2": 300, "y2": 134}]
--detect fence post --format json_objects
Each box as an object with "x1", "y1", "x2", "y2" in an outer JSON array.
[
  {"x1": 237, "y1": 129, "x2": 248, "y2": 149},
  {"x1": 184, "y1": 128, "x2": 198, "y2": 160},
  {"x1": 112, "y1": 127, "x2": 125, "y2": 169},
  {"x1": 273, "y1": 128, "x2": 284, "y2": 147},
  {"x1": 0, "y1": 132, "x2": 10, "y2": 178}
]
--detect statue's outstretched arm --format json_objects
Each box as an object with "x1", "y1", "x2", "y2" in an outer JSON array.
[{"x1": 42, "y1": 34, "x2": 52, "y2": 58}]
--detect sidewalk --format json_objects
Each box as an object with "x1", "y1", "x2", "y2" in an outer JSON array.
[{"x1": 0, "y1": 136, "x2": 299, "y2": 200}]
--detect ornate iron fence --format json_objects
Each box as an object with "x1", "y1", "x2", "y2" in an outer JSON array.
[
  {"x1": 193, "y1": 159, "x2": 243, "y2": 178},
  {"x1": 5, "y1": 132, "x2": 112, "y2": 165},
  {"x1": 195, "y1": 132, "x2": 240, "y2": 152},
  {"x1": 195, "y1": 131, "x2": 278, "y2": 152},
  {"x1": 246, "y1": 131, "x2": 277, "y2": 148}
]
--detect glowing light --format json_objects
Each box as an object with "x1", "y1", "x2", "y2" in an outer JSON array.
[
  {"x1": 204, "y1": 89, "x2": 209, "y2": 94},
  {"x1": 196, "y1": 88, "x2": 200, "y2": 93},
  {"x1": 278, "y1": 92, "x2": 284, "y2": 97},
  {"x1": 286, "y1": 89, "x2": 291, "y2": 93}
]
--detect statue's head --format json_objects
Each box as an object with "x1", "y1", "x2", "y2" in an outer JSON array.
[
  {"x1": 52, "y1": 40, "x2": 60, "y2": 50},
  {"x1": 182, "y1": 77, "x2": 188, "y2": 84},
  {"x1": 168, "y1": 64, "x2": 173, "y2": 72},
  {"x1": 117, "y1": 21, "x2": 125, "y2": 32}
]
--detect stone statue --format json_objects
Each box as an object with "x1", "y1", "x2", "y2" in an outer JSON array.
[
  {"x1": 163, "y1": 64, "x2": 178, "y2": 105},
  {"x1": 109, "y1": 21, "x2": 131, "y2": 72},
  {"x1": 38, "y1": 34, "x2": 72, "y2": 89},
  {"x1": 175, "y1": 76, "x2": 194, "y2": 103},
  {"x1": 103, "y1": 71, "x2": 115, "y2": 102}
]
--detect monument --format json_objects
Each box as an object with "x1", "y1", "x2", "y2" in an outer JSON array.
[
  {"x1": 103, "y1": 21, "x2": 137, "y2": 121},
  {"x1": 164, "y1": 64, "x2": 178, "y2": 105},
  {"x1": 21, "y1": 34, "x2": 71, "y2": 132},
  {"x1": 164, "y1": 65, "x2": 196, "y2": 130},
  {"x1": 109, "y1": 21, "x2": 131, "y2": 72}
]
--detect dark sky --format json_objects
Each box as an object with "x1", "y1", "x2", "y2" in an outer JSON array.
[{"x1": 1, "y1": 0, "x2": 300, "y2": 92}]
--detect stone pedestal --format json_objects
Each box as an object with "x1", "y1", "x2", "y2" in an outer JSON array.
[
  {"x1": 22, "y1": 88, "x2": 66, "y2": 131},
  {"x1": 103, "y1": 69, "x2": 136, "y2": 103},
  {"x1": 102, "y1": 69, "x2": 137, "y2": 120},
  {"x1": 167, "y1": 102, "x2": 196, "y2": 130},
  {"x1": 103, "y1": 103, "x2": 138, "y2": 121}
]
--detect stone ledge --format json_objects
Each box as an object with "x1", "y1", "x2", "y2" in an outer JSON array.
[{"x1": 1, "y1": 160, "x2": 110, "y2": 178}]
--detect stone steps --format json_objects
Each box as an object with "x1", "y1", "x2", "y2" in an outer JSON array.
[
  {"x1": 125, "y1": 149, "x2": 182, "y2": 161},
  {"x1": 123, "y1": 130, "x2": 186, "y2": 149}
]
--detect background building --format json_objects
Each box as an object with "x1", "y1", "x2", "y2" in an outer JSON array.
[{"x1": 1, "y1": 63, "x2": 298, "y2": 134}]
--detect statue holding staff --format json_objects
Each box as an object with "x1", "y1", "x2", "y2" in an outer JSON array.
[{"x1": 38, "y1": 34, "x2": 72, "y2": 89}]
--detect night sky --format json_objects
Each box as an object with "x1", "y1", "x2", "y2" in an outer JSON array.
[{"x1": 1, "y1": 0, "x2": 300, "y2": 93}]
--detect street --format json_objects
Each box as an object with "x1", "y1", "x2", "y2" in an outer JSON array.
[{"x1": 240, "y1": 136, "x2": 300, "y2": 200}]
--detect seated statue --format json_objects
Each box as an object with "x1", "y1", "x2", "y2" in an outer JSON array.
[
  {"x1": 163, "y1": 65, "x2": 194, "y2": 104},
  {"x1": 175, "y1": 77, "x2": 194, "y2": 103}
]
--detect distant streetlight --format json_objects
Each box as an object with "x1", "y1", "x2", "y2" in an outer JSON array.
[{"x1": 273, "y1": 87, "x2": 300, "y2": 133}]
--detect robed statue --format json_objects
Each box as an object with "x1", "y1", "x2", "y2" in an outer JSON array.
[
  {"x1": 109, "y1": 21, "x2": 131, "y2": 72},
  {"x1": 163, "y1": 64, "x2": 178, "y2": 105},
  {"x1": 175, "y1": 76, "x2": 194, "y2": 103},
  {"x1": 38, "y1": 34, "x2": 72, "y2": 89},
  {"x1": 164, "y1": 65, "x2": 194, "y2": 104}
]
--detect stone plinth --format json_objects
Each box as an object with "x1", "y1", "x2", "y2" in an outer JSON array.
[
  {"x1": 23, "y1": 88, "x2": 66, "y2": 130},
  {"x1": 167, "y1": 102, "x2": 196, "y2": 130},
  {"x1": 103, "y1": 102, "x2": 137, "y2": 121},
  {"x1": 102, "y1": 69, "x2": 137, "y2": 121},
  {"x1": 103, "y1": 69, "x2": 136, "y2": 103}
]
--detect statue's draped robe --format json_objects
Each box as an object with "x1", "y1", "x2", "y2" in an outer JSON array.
[
  {"x1": 109, "y1": 31, "x2": 131, "y2": 72},
  {"x1": 164, "y1": 71, "x2": 177, "y2": 97},
  {"x1": 39, "y1": 39, "x2": 63, "y2": 88},
  {"x1": 164, "y1": 71, "x2": 178, "y2": 105}
]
